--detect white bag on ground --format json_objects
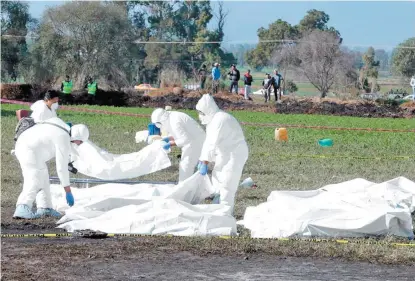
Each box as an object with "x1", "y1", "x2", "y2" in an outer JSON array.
[
  {"x1": 135, "y1": 130, "x2": 149, "y2": 143},
  {"x1": 71, "y1": 140, "x2": 171, "y2": 180},
  {"x1": 52, "y1": 173, "x2": 236, "y2": 236},
  {"x1": 238, "y1": 177, "x2": 415, "y2": 239}
]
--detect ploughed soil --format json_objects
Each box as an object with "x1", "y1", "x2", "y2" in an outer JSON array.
[{"x1": 132, "y1": 91, "x2": 415, "y2": 118}]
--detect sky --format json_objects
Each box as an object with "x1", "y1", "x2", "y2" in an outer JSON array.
[{"x1": 27, "y1": 0, "x2": 415, "y2": 51}]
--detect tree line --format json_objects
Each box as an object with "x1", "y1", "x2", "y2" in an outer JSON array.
[{"x1": 1, "y1": 1, "x2": 414, "y2": 97}]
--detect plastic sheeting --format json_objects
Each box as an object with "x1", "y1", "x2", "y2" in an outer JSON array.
[
  {"x1": 238, "y1": 177, "x2": 415, "y2": 239},
  {"x1": 70, "y1": 140, "x2": 171, "y2": 180},
  {"x1": 51, "y1": 173, "x2": 236, "y2": 236}
]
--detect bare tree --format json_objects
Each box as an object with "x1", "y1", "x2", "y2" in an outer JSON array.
[
  {"x1": 271, "y1": 40, "x2": 298, "y2": 87},
  {"x1": 215, "y1": 1, "x2": 228, "y2": 41},
  {"x1": 282, "y1": 30, "x2": 351, "y2": 98}
]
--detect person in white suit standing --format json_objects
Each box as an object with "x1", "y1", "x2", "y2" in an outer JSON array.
[
  {"x1": 196, "y1": 94, "x2": 249, "y2": 214},
  {"x1": 410, "y1": 76, "x2": 415, "y2": 101}
]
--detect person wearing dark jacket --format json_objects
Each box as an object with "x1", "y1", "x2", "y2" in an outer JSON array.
[
  {"x1": 272, "y1": 69, "x2": 284, "y2": 102},
  {"x1": 198, "y1": 64, "x2": 208, "y2": 90},
  {"x1": 228, "y1": 64, "x2": 240, "y2": 94},
  {"x1": 243, "y1": 69, "x2": 253, "y2": 100},
  {"x1": 262, "y1": 73, "x2": 273, "y2": 103}
]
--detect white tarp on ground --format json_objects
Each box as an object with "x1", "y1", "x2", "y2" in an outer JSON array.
[
  {"x1": 70, "y1": 140, "x2": 171, "y2": 180},
  {"x1": 51, "y1": 173, "x2": 236, "y2": 236},
  {"x1": 238, "y1": 177, "x2": 415, "y2": 239}
]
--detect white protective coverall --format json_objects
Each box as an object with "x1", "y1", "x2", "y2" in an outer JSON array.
[
  {"x1": 30, "y1": 100, "x2": 57, "y2": 123},
  {"x1": 14, "y1": 117, "x2": 87, "y2": 210},
  {"x1": 151, "y1": 109, "x2": 206, "y2": 182},
  {"x1": 196, "y1": 94, "x2": 249, "y2": 212}
]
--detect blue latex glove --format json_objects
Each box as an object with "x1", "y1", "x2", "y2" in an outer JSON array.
[
  {"x1": 197, "y1": 161, "x2": 202, "y2": 170},
  {"x1": 162, "y1": 142, "x2": 171, "y2": 150},
  {"x1": 162, "y1": 137, "x2": 170, "y2": 143},
  {"x1": 66, "y1": 192, "x2": 74, "y2": 207},
  {"x1": 199, "y1": 163, "x2": 208, "y2": 175}
]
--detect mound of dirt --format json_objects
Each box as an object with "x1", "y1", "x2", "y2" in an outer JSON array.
[
  {"x1": 274, "y1": 98, "x2": 415, "y2": 118},
  {"x1": 2, "y1": 84, "x2": 413, "y2": 118}
]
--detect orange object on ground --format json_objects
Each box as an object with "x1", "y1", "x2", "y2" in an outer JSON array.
[{"x1": 275, "y1": 127, "x2": 288, "y2": 141}]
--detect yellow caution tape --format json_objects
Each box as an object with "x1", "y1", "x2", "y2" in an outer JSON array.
[
  {"x1": 256, "y1": 153, "x2": 415, "y2": 160},
  {"x1": 1, "y1": 233, "x2": 414, "y2": 246}
]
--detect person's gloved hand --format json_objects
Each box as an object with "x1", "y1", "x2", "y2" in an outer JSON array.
[
  {"x1": 66, "y1": 191, "x2": 74, "y2": 207},
  {"x1": 162, "y1": 137, "x2": 170, "y2": 143},
  {"x1": 197, "y1": 161, "x2": 202, "y2": 170},
  {"x1": 162, "y1": 142, "x2": 171, "y2": 151},
  {"x1": 199, "y1": 162, "x2": 208, "y2": 175},
  {"x1": 68, "y1": 162, "x2": 78, "y2": 174}
]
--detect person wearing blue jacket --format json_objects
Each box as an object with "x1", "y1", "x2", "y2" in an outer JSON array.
[{"x1": 211, "y1": 63, "x2": 221, "y2": 94}]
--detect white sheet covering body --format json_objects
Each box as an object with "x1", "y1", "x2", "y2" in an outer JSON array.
[
  {"x1": 70, "y1": 140, "x2": 171, "y2": 180},
  {"x1": 238, "y1": 177, "x2": 415, "y2": 239},
  {"x1": 50, "y1": 173, "x2": 236, "y2": 236}
]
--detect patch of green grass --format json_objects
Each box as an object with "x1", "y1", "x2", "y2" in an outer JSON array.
[{"x1": 1, "y1": 104, "x2": 414, "y2": 263}]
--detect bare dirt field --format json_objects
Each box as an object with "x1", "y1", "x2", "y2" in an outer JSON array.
[{"x1": 2, "y1": 237, "x2": 415, "y2": 281}]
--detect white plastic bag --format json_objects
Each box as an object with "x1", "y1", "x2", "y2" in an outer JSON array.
[{"x1": 71, "y1": 140, "x2": 171, "y2": 180}]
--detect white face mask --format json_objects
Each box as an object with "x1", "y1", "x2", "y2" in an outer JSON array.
[
  {"x1": 51, "y1": 102, "x2": 59, "y2": 110},
  {"x1": 198, "y1": 114, "x2": 207, "y2": 125},
  {"x1": 155, "y1": 122, "x2": 162, "y2": 129}
]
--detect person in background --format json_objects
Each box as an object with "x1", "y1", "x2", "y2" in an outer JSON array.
[
  {"x1": 61, "y1": 75, "x2": 73, "y2": 105},
  {"x1": 272, "y1": 69, "x2": 284, "y2": 102},
  {"x1": 243, "y1": 69, "x2": 253, "y2": 100},
  {"x1": 262, "y1": 73, "x2": 273, "y2": 103},
  {"x1": 410, "y1": 75, "x2": 415, "y2": 101},
  {"x1": 151, "y1": 108, "x2": 206, "y2": 183},
  {"x1": 198, "y1": 64, "x2": 207, "y2": 90},
  {"x1": 30, "y1": 90, "x2": 60, "y2": 123},
  {"x1": 196, "y1": 94, "x2": 249, "y2": 214},
  {"x1": 85, "y1": 76, "x2": 98, "y2": 105},
  {"x1": 211, "y1": 63, "x2": 221, "y2": 94},
  {"x1": 228, "y1": 64, "x2": 240, "y2": 94},
  {"x1": 13, "y1": 117, "x2": 89, "y2": 219}
]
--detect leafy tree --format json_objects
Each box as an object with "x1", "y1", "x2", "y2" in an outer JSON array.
[
  {"x1": 391, "y1": 37, "x2": 415, "y2": 78},
  {"x1": 374, "y1": 49, "x2": 389, "y2": 71},
  {"x1": 246, "y1": 10, "x2": 340, "y2": 70},
  {"x1": 128, "y1": 0, "x2": 234, "y2": 84},
  {"x1": 246, "y1": 19, "x2": 298, "y2": 70},
  {"x1": 1, "y1": 1, "x2": 33, "y2": 81},
  {"x1": 296, "y1": 9, "x2": 340, "y2": 36},
  {"x1": 359, "y1": 47, "x2": 380, "y2": 93},
  {"x1": 21, "y1": 1, "x2": 139, "y2": 88}
]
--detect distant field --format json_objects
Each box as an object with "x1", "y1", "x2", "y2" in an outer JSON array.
[{"x1": 211, "y1": 66, "x2": 412, "y2": 97}]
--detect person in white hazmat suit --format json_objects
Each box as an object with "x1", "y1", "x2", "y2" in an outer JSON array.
[
  {"x1": 30, "y1": 90, "x2": 60, "y2": 123},
  {"x1": 151, "y1": 108, "x2": 206, "y2": 182},
  {"x1": 196, "y1": 94, "x2": 249, "y2": 213},
  {"x1": 13, "y1": 117, "x2": 90, "y2": 219}
]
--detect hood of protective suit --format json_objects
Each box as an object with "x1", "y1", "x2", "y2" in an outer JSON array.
[
  {"x1": 195, "y1": 94, "x2": 220, "y2": 125},
  {"x1": 71, "y1": 124, "x2": 89, "y2": 142},
  {"x1": 30, "y1": 100, "x2": 48, "y2": 112},
  {"x1": 151, "y1": 108, "x2": 170, "y2": 128}
]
